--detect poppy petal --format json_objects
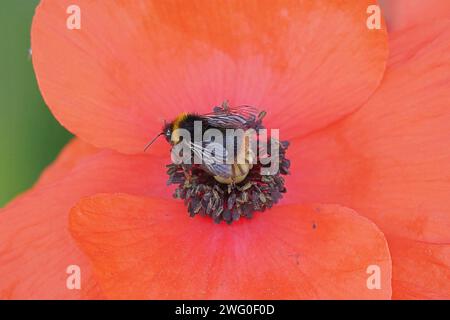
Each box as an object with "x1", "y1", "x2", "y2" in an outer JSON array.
[
  {"x1": 34, "y1": 138, "x2": 99, "y2": 187},
  {"x1": 379, "y1": 0, "x2": 450, "y2": 32},
  {"x1": 286, "y1": 21, "x2": 450, "y2": 298},
  {"x1": 388, "y1": 236, "x2": 450, "y2": 299},
  {"x1": 69, "y1": 194, "x2": 392, "y2": 299},
  {"x1": 32, "y1": 0, "x2": 387, "y2": 153},
  {"x1": 0, "y1": 142, "x2": 171, "y2": 298}
]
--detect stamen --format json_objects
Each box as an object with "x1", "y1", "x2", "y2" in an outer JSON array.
[{"x1": 166, "y1": 137, "x2": 290, "y2": 224}]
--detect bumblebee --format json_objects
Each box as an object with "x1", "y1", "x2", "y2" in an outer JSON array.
[{"x1": 145, "y1": 102, "x2": 264, "y2": 184}]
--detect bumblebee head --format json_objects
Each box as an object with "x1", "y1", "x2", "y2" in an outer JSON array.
[
  {"x1": 143, "y1": 121, "x2": 173, "y2": 152},
  {"x1": 163, "y1": 122, "x2": 173, "y2": 143}
]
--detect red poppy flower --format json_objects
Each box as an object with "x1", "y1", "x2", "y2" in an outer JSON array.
[{"x1": 1, "y1": 0, "x2": 449, "y2": 299}]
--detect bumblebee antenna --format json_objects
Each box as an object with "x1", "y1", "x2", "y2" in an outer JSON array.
[{"x1": 144, "y1": 132, "x2": 164, "y2": 152}]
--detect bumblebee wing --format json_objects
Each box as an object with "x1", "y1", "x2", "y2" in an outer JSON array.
[
  {"x1": 189, "y1": 141, "x2": 232, "y2": 178},
  {"x1": 216, "y1": 105, "x2": 259, "y2": 118},
  {"x1": 202, "y1": 105, "x2": 259, "y2": 129},
  {"x1": 205, "y1": 162, "x2": 233, "y2": 178}
]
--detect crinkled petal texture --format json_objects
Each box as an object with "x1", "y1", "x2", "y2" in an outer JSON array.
[
  {"x1": 287, "y1": 21, "x2": 450, "y2": 299},
  {"x1": 0, "y1": 140, "x2": 172, "y2": 299},
  {"x1": 379, "y1": 0, "x2": 450, "y2": 32},
  {"x1": 69, "y1": 194, "x2": 391, "y2": 299},
  {"x1": 32, "y1": 0, "x2": 387, "y2": 153}
]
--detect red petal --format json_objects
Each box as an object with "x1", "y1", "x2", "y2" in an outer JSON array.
[
  {"x1": 286, "y1": 21, "x2": 450, "y2": 298},
  {"x1": 32, "y1": 0, "x2": 387, "y2": 153},
  {"x1": 70, "y1": 194, "x2": 392, "y2": 299},
  {"x1": 0, "y1": 141, "x2": 171, "y2": 298},
  {"x1": 379, "y1": 0, "x2": 450, "y2": 32},
  {"x1": 34, "y1": 138, "x2": 99, "y2": 187},
  {"x1": 389, "y1": 236, "x2": 450, "y2": 299}
]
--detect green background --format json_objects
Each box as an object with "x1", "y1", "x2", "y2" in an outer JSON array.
[{"x1": 0, "y1": 1, "x2": 72, "y2": 206}]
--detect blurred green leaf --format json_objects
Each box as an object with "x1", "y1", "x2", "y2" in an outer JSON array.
[{"x1": 0, "y1": 0, "x2": 72, "y2": 206}]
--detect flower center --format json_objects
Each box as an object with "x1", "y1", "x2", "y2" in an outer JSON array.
[{"x1": 165, "y1": 105, "x2": 290, "y2": 224}]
